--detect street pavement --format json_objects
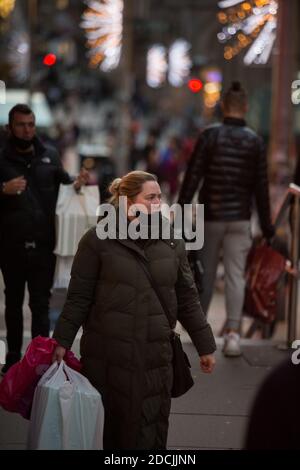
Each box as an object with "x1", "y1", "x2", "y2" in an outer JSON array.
[{"x1": 0, "y1": 275, "x2": 293, "y2": 450}]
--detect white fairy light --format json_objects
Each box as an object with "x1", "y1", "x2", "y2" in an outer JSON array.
[
  {"x1": 168, "y1": 39, "x2": 192, "y2": 87},
  {"x1": 80, "y1": 0, "x2": 123, "y2": 72},
  {"x1": 147, "y1": 45, "x2": 168, "y2": 88},
  {"x1": 243, "y1": 17, "x2": 277, "y2": 65},
  {"x1": 256, "y1": 31, "x2": 276, "y2": 64},
  {"x1": 218, "y1": 0, "x2": 243, "y2": 8},
  {"x1": 242, "y1": 15, "x2": 263, "y2": 34},
  {"x1": 8, "y1": 32, "x2": 30, "y2": 83},
  {"x1": 217, "y1": 32, "x2": 226, "y2": 42}
]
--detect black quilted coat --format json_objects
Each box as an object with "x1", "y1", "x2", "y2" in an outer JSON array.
[
  {"x1": 53, "y1": 220, "x2": 216, "y2": 450},
  {"x1": 0, "y1": 137, "x2": 73, "y2": 248},
  {"x1": 178, "y1": 117, "x2": 273, "y2": 239}
]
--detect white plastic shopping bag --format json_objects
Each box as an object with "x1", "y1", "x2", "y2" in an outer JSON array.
[
  {"x1": 54, "y1": 184, "x2": 100, "y2": 257},
  {"x1": 53, "y1": 256, "x2": 73, "y2": 289},
  {"x1": 27, "y1": 361, "x2": 104, "y2": 450}
]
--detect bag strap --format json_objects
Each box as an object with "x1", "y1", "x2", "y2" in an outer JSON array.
[{"x1": 130, "y1": 251, "x2": 174, "y2": 329}]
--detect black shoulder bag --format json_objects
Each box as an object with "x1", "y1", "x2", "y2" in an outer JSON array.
[{"x1": 133, "y1": 254, "x2": 194, "y2": 398}]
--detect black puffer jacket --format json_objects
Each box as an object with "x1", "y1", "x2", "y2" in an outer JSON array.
[
  {"x1": 178, "y1": 117, "x2": 273, "y2": 238},
  {"x1": 53, "y1": 223, "x2": 216, "y2": 450},
  {"x1": 0, "y1": 137, "x2": 73, "y2": 248}
]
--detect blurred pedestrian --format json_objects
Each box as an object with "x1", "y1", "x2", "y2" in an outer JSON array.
[
  {"x1": 52, "y1": 170, "x2": 216, "y2": 449},
  {"x1": 0, "y1": 104, "x2": 89, "y2": 375},
  {"x1": 159, "y1": 136, "x2": 183, "y2": 201},
  {"x1": 245, "y1": 358, "x2": 300, "y2": 449},
  {"x1": 178, "y1": 81, "x2": 274, "y2": 357},
  {"x1": 290, "y1": 150, "x2": 300, "y2": 256},
  {"x1": 143, "y1": 132, "x2": 159, "y2": 175}
]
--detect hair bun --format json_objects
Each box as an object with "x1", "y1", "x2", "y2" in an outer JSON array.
[
  {"x1": 231, "y1": 81, "x2": 242, "y2": 92},
  {"x1": 109, "y1": 178, "x2": 122, "y2": 196}
]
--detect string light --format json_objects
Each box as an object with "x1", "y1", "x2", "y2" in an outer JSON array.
[
  {"x1": 0, "y1": 0, "x2": 15, "y2": 19},
  {"x1": 168, "y1": 39, "x2": 192, "y2": 87},
  {"x1": 8, "y1": 32, "x2": 30, "y2": 83},
  {"x1": 80, "y1": 0, "x2": 123, "y2": 72},
  {"x1": 202, "y1": 68, "x2": 222, "y2": 111},
  {"x1": 217, "y1": 0, "x2": 278, "y2": 65},
  {"x1": 146, "y1": 45, "x2": 167, "y2": 88}
]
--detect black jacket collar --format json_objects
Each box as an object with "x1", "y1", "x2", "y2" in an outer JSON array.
[
  {"x1": 223, "y1": 116, "x2": 246, "y2": 127},
  {"x1": 2, "y1": 136, "x2": 46, "y2": 161}
]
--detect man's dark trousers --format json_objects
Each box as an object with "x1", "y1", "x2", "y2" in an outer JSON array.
[{"x1": 0, "y1": 241, "x2": 56, "y2": 355}]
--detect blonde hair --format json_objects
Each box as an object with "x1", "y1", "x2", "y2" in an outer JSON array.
[{"x1": 108, "y1": 171, "x2": 157, "y2": 207}]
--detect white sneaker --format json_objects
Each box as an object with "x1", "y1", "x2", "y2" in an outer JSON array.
[{"x1": 223, "y1": 332, "x2": 242, "y2": 357}]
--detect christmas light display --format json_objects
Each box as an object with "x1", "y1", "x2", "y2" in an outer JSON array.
[
  {"x1": 217, "y1": 0, "x2": 278, "y2": 65},
  {"x1": 8, "y1": 32, "x2": 30, "y2": 83},
  {"x1": 80, "y1": 0, "x2": 123, "y2": 72},
  {"x1": 146, "y1": 44, "x2": 168, "y2": 88},
  {"x1": 0, "y1": 0, "x2": 15, "y2": 19},
  {"x1": 168, "y1": 39, "x2": 192, "y2": 87}
]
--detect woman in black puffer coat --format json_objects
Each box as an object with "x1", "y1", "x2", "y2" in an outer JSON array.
[{"x1": 53, "y1": 170, "x2": 216, "y2": 450}]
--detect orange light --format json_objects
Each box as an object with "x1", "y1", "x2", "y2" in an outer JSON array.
[
  {"x1": 255, "y1": 0, "x2": 269, "y2": 6},
  {"x1": 218, "y1": 12, "x2": 227, "y2": 23},
  {"x1": 224, "y1": 51, "x2": 233, "y2": 60},
  {"x1": 242, "y1": 2, "x2": 251, "y2": 11},
  {"x1": 0, "y1": 0, "x2": 15, "y2": 19}
]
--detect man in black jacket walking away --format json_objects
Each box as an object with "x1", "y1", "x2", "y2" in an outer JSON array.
[
  {"x1": 0, "y1": 104, "x2": 88, "y2": 374},
  {"x1": 178, "y1": 82, "x2": 274, "y2": 357}
]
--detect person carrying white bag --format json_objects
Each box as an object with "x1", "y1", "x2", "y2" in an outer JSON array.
[
  {"x1": 53, "y1": 184, "x2": 100, "y2": 289},
  {"x1": 28, "y1": 361, "x2": 104, "y2": 450}
]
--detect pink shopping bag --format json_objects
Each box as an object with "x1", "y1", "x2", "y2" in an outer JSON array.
[{"x1": 0, "y1": 336, "x2": 81, "y2": 419}]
